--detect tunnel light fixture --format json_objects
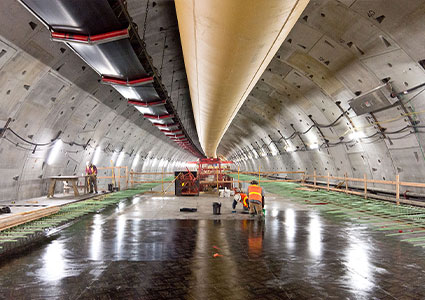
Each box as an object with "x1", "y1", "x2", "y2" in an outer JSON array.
[
  {"x1": 92, "y1": 146, "x2": 102, "y2": 166},
  {"x1": 131, "y1": 153, "x2": 140, "y2": 169},
  {"x1": 116, "y1": 151, "x2": 125, "y2": 167},
  {"x1": 350, "y1": 131, "x2": 365, "y2": 142},
  {"x1": 47, "y1": 139, "x2": 63, "y2": 165},
  {"x1": 309, "y1": 143, "x2": 319, "y2": 150},
  {"x1": 269, "y1": 143, "x2": 279, "y2": 156},
  {"x1": 111, "y1": 151, "x2": 119, "y2": 164}
]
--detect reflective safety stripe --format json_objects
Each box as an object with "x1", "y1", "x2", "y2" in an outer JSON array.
[
  {"x1": 241, "y1": 194, "x2": 248, "y2": 207},
  {"x1": 249, "y1": 192, "x2": 262, "y2": 197},
  {"x1": 248, "y1": 185, "x2": 262, "y2": 202}
]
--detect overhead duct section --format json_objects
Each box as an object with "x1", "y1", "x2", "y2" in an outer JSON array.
[
  {"x1": 19, "y1": 0, "x2": 204, "y2": 158},
  {"x1": 175, "y1": 0, "x2": 309, "y2": 157}
]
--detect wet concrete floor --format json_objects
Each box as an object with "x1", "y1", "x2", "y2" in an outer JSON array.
[{"x1": 1, "y1": 193, "x2": 425, "y2": 299}]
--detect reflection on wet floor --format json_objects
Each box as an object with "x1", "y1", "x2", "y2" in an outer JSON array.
[{"x1": 1, "y1": 194, "x2": 425, "y2": 299}]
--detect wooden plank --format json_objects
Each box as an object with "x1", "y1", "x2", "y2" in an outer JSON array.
[
  {"x1": 396, "y1": 174, "x2": 400, "y2": 205},
  {"x1": 47, "y1": 179, "x2": 56, "y2": 198},
  {"x1": 400, "y1": 181, "x2": 425, "y2": 188},
  {"x1": 226, "y1": 171, "x2": 304, "y2": 175},
  {"x1": 129, "y1": 172, "x2": 174, "y2": 175},
  {"x1": 0, "y1": 206, "x2": 60, "y2": 231},
  {"x1": 364, "y1": 174, "x2": 367, "y2": 199},
  {"x1": 367, "y1": 179, "x2": 395, "y2": 185},
  {"x1": 71, "y1": 180, "x2": 79, "y2": 196},
  {"x1": 327, "y1": 172, "x2": 330, "y2": 192}
]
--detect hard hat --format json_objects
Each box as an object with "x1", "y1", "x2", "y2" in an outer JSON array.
[{"x1": 251, "y1": 180, "x2": 258, "y2": 184}]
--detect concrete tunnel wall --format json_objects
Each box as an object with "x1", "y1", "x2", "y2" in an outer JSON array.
[
  {"x1": 0, "y1": 0, "x2": 196, "y2": 201},
  {"x1": 1, "y1": 0, "x2": 425, "y2": 200},
  {"x1": 219, "y1": 0, "x2": 425, "y2": 193}
]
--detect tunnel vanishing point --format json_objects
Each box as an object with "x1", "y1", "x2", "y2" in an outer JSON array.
[{"x1": 1, "y1": 0, "x2": 425, "y2": 299}]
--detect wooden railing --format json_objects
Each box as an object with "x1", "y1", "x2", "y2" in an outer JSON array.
[
  {"x1": 225, "y1": 167, "x2": 305, "y2": 186},
  {"x1": 97, "y1": 166, "x2": 128, "y2": 190},
  {"x1": 301, "y1": 171, "x2": 425, "y2": 205}
]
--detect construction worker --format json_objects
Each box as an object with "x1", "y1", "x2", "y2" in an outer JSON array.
[
  {"x1": 248, "y1": 180, "x2": 264, "y2": 216},
  {"x1": 232, "y1": 188, "x2": 249, "y2": 212},
  {"x1": 85, "y1": 161, "x2": 98, "y2": 193}
]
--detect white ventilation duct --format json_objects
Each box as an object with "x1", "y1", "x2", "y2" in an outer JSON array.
[{"x1": 175, "y1": 0, "x2": 309, "y2": 157}]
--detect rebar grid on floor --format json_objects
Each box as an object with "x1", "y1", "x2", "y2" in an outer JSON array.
[
  {"x1": 0, "y1": 183, "x2": 159, "y2": 254},
  {"x1": 233, "y1": 174, "x2": 425, "y2": 248}
]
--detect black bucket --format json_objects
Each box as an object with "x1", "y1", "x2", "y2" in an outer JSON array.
[{"x1": 213, "y1": 202, "x2": 221, "y2": 215}]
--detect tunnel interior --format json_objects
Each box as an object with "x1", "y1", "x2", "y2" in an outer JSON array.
[{"x1": 0, "y1": 0, "x2": 425, "y2": 299}]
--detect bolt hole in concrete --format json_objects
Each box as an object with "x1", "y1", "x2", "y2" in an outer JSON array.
[{"x1": 1, "y1": 192, "x2": 425, "y2": 298}]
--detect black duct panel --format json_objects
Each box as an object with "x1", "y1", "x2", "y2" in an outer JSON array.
[
  {"x1": 21, "y1": 0, "x2": 124, "y2": 35},
  {"x1": 70, "y1": 41, "x2": 148, "y2": 79},
  {"x1": 112, "y1": 84, "x2": 161, "y2": 102},
  {"x1": 134, "y1": 105, "x2": 170, "y2": 117},
  {"x1": 19, "y1": 0, "x2": 204, "y2": 158}
]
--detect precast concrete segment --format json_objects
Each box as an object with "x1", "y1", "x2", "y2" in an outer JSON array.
[{"x1": 175, "y1": 0, "x2": 310, "y2": 157}]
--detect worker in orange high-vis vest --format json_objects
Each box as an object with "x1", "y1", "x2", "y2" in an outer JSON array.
[
  {"x1": 248, "y1": 180, "x2": 265, "y2": 216},
  {"x1": 232, "y1": 188, "x2": 249, "y2": 212}
]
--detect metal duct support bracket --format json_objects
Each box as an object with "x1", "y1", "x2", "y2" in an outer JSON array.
[
  {"x1": 101, "y1": 76, "x2": 154, "y2": 86},
  {"x1": 51, "y1": 28, "x2": 129, "y2": 45},
  {"x1": 152, "y1": 123, "x2": 179, "y2": 128},
  {"x1": 143, "y1": 114, "x2": 174, "y2": 120},
  {"x1": 161, "y1": 129, "x2": 183, "y2": 134},
  {"x1": 128, "y1": 99, "x2": 166, "y2": 107}
]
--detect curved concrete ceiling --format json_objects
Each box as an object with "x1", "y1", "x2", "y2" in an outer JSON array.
[
  {"x1": 219, "y1": 0, "x2": 425, "y2": 183},
  {"x1": 175, "y1": 0, "x2": 310, "y2": 157},
  {"x1": 1, "y1": 0, "x2": 425, "y2": 202},
  {"x1": 0, "y1": 0, "x2": 198, "y2": 201}
]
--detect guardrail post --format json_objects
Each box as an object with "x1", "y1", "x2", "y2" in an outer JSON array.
[
  {"x1": 327, "y1": 172, "x2": 330, "y2": 192},
  {"x1": 396, "y1": 174, "x2": 400, "y2": 205},
  {"x1": 125, "y1": 166, "x2": 128, "y2": 190},
  {"x1": 118, "y1": 167, "x2": 121, "y2": 191},
  {"x1": 131, "y1": 169, "x2": 134, "y2": 188},
  {"x1": 364, "y1": 173, "x2": 367, "y2": 199},
  {"x1": 238, "y1": 166, "x2": 240, "y2": 188},
  {"x1": 259, "y1": 165, "x2": 261, "y2": 186},
  {"x1": 161, "y1": 168, "x2": 164, "y2": 194},
  {"x1": 345, "y1": 172, "x2": 348, "y2": 194},
  {"x1": 111, "y1": 160, "x2": 115, "y2": 189},
  {"x1": 216, "y1": 167, "x2": 219, "y2": 192},
  {"x1": 313, "y1": 170, "x2": 316, "y2": 187}
]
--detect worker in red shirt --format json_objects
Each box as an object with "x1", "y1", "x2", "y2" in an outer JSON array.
[
  {"x1": 85, "y1": 161, "x2": 98, "y2": 193},
  {"x1": 232, "y1": 188, "x2": 249, "y2": 212}
]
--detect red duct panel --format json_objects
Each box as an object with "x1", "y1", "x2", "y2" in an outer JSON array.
[
  {"x1": 102, "y1": 76, "x2": 154, "y2": 86},
  {"x1": 129, "y1": 99, "x2": 166, "y2": 107},
  {"x1": 51, "y1": 32, "x2": 88, "y2": 42},
  {"x1": 144, "y1": 113, "x2": 174, "y2": 120},
  {"x1": 160, "y1": 129, "x2": 182, "y2": 134},
  {"x1": 51, "y1": 28, "x2": 129, "y2": 44},
  {"x1": 90, "y1": 29, "x2": 129, "y2": 41},
  {"x1": 153, "y1": 123, "x2": 179, "y2": 128},
  {"x1": 171, "y1": 139, "x2": 188, "y2": 142}
]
